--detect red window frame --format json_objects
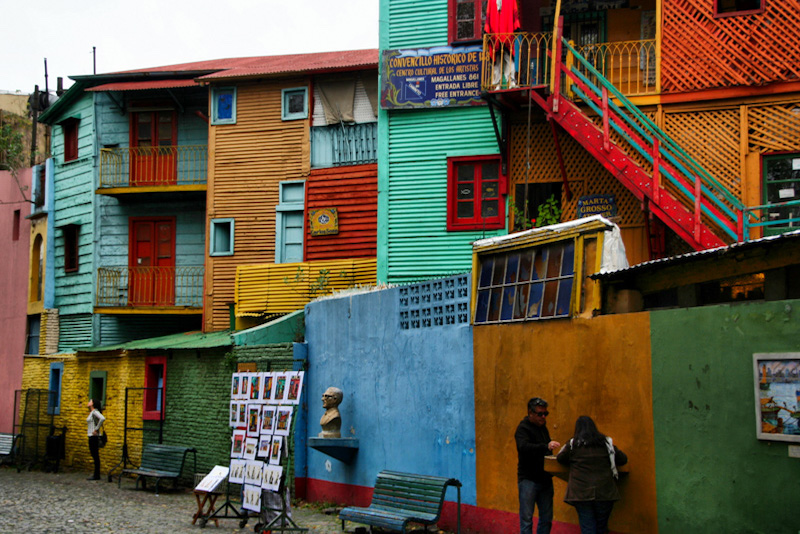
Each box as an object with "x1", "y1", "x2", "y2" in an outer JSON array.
[
  {"x1": 448, "y1": 0, "x2": 487, "y2": 44},
  {"x1": 447, "y1": 155, "x2": 506, "y2": 231},
  {"x1": 714, "y1": 0, "x2": 764, "y2": 17},
  {"x1": 63, "y1": 224, "x2": 80, "y2": 273},
  {"x1": 143, "y1": 355, "x2": 166, "y2": 420},
  {"x1": 62, "y1": 118, "x2": 79, "y2": 162}
]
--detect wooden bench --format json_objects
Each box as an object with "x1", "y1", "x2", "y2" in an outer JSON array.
[
  {"x1": 119, "y1": 444, "x2": 197, "y2": 495},
  {"x1": 0, "y1": 433, "x2": 22, "y2": 466},
  {"x1": 339, "y1": 470, "x2": 461, "y2": 533}
]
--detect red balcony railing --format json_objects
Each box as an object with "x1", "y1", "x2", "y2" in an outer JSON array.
[
  {"x1": 99, "y1": 146, "x2": 207, "y2": 189},
  {"x1": 96, "y1": 266, "x2": 204, "y2": 308}
]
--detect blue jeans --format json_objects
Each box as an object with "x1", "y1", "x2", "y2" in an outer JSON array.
[
  {"x1": 518, "y1": 479, "x2": 553, "y2": 534},
  {"x1": 574, "y1": 501, "x2": 615, "y2": 534}
]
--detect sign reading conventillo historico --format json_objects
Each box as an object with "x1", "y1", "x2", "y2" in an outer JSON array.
[{"x1": 381, "y1": 45, "x2": 484, "y2": 109}]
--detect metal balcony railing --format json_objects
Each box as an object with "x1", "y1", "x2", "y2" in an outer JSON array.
[
  {"x1": 311, "y1": 122, "x2": 378, "y2": 168},
  {"x1": 481, "y1": 33, "x2": 657, "y2": 96},
  {"x1": 99, "y1": 146, "x2": 208, "y2": 189},
  {"x1": 96, "y1": 266, "x2": 204, "y2": 308}
]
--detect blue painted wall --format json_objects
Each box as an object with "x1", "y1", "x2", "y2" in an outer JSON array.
[{"x1": 304, "y1": 286, "x2": 477, "y2": 505}]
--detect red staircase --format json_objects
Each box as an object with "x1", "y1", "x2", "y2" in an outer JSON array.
[{"x1": 525, "y1": 25, "x2": 748, "y2": 252}]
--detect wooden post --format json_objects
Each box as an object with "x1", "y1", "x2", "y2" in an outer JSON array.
[
  {"x1": 602, "y1": 86, "x2": 610, "y2": 152},
  {"x1": 652, "y1": 138, "x2": 660, "y2": 204},
  {"x1": 694, "y1": 175, "x2": 702, "y2": 243}
]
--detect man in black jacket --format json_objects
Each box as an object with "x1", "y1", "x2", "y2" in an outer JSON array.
[{"x1": 515, "y1": 397, "x2": 561, "y2": 534}]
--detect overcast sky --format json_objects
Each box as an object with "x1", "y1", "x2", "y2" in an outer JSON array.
[{"x1": 3, "y1": 0, "x2": 380, "y2": 94}]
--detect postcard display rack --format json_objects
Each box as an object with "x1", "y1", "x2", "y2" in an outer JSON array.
[{"x1": 224, "y1": 370, "x2": 307, "y2": 533}]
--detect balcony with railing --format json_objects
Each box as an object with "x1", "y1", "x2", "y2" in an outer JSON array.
[
  {"x1": 311, "y1": 122, "x2": 378, "y2": 169},
  {"x1": 98, "y1": 145, "x2": 208, "y2": 193},
  {"x1": 95, "y1": 266, "x2": 204, "y2": 313},
  {"x1": 481, "y1": 32, "x2": 658, "y2": 97}
]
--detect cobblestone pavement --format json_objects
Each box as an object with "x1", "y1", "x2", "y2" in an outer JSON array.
[{"x1": 0, "y1": 466, "x2": 352, "y2": 534}]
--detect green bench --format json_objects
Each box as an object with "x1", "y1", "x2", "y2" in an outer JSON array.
[
  {"x1": 339, "y1": 470, "x2": 461, "y2": 533},
  {"x1": 120, "y1": 443, "x2": 197, "y2": 495}
]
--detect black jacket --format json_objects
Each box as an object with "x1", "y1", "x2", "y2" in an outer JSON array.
[
  {"x1": 515, "y1": 417, "x2": 553, "y2": 483},
  {"x1": 556, "y1": 440, "x2": 628, "y2": 503}
]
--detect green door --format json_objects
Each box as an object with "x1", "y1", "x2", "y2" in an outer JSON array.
[{"x1": 763, "y1": 154, "x2": 800, "y2": 236}]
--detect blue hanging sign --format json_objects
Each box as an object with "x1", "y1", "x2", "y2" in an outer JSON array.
[
  {"x1": 578, "y1": 195, "x2": 617, "y2": 218},
  {"x1": 381, "y1": 45, "x2": 485, "y2": 109}
]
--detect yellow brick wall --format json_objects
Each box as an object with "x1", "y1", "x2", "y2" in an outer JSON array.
[{"x1": 21, "y1": 351, "x2": 146, "y2": 474}]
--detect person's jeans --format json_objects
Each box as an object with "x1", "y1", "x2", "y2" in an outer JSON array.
[
  {"x1": 518, "y1": 479, "x2": 554, "y2": 534},
  {"x1": 88, "y1": 435, "x2": 101, "y2": 479},
  {"x1": 574, "y1": 501, "x2": 615, "y2": 534}
]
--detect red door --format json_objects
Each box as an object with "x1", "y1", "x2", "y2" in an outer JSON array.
[
  {"x1": 129, "y1": 218, "x2": 176, "y2": 306},
  {"x1": 130, "y1": 111, "x2": 177, "y2": 186}
]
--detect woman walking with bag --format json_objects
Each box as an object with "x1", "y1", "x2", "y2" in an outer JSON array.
[
  {"x1": 556, "y1": 416, "x2": 627, "y2": 534},
  {"x1": 86, "y1": 398, "x2": 105, "y2": 481}
]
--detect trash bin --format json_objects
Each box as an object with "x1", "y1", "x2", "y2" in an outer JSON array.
[{"x1": 44, "y1": 426, "x2": 67, "y2": 473}]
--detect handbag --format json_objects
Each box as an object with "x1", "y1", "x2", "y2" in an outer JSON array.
[{"x1": 99, "y1": 430, "x2": 108, "y2": 448}]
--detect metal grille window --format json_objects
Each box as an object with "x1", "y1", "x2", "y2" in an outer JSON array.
[
  {"x1": 449, "y1": 0, "x2": 488, "y2": 43},
  {"x1": 474, "y1": 240, "x2": 575, "y2": 324}
]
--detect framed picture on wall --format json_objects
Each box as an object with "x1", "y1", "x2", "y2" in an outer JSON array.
[
  {"x1": 261, "y1": 405, "x2": 277, "y2": 435},
  {"x1": 231, "y1": 373, "x2": 242, "y2": 400},
  {"x1": 262, "y1": 464, "x2": 283, "y2": 492},
  {"x1": 231, "y1": 430, "x2": 246, "y2": 458},
  {"x1": 258, "y1": 435, "x2": 272, "y2": 459},
  {"x1": 262, "y1": 372, "x2": 276, "y2": 403},
  {"x1": 238, "y1": 402, "x2": 247, "y2": 426},
  {"x1": 243, "y1": 437, "x2": 258, "y2": 460},
  {"x1": 242, "y1": 483, "x2": 262, "y2": 512},
  {"x1": 229, "y1": 401, "x2": 239, "y2": 427},
  {"x1": 240, "y1": 373, "x2": 251, "y2": 399},
  {"x1": 285, "y1": 371, "x2": 304, "y2": 405},
  {"x1": 244, "y1": 460, "x2": 264, "y2": 486},
  {"x1": 229, "y1": 459, "x2": 246, "y2": 484},
  {"x1": 275, "y1": 406, "x2": 293, "y2": 436},
  {"x1": 249, "y1": 373, "x2": 261, "y2": 402},
  {"x1": 269, "y1": 435, "x2": 283, "y2": 465},
  {"x1": 246, "y1": 404, "x2": 261, "y2": 437},
  {"x1": 274, "y1": 372, "x2": 289, "y2": 404},
  {"x1": 754, "y1": 353, "x2": 800, "y2": 443}
]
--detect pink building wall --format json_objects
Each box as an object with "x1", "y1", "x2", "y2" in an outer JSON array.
[{"x1": 0, "y1": 168, "x2": 31, "y2": 433}]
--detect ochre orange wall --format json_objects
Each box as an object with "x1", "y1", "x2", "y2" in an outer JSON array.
[
  {"x1": 206, "y1": 78, "x2": 310, "y2": 332},
  {"x1": 473, "y1": 313, "x2": 657, "y2": 533}
]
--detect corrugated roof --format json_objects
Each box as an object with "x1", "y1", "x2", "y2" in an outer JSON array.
[
  {"x1": 103, "y1": 49, "x2": 378, "y2": 81},
  {"x1": 86, "y1": 79, "x2": 200, "y2": 92},
  {"x1": 592, "y1": 229, "x2": 800, "y2": 280},
  {"x1": 77, "y1": 330, "x2": 232, "y2": 353}
]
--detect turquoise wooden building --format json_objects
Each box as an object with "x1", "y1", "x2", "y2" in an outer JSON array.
[
  {"x1": 38, "y1": 68, "x2": 212, "y2": 350},
  {"x1": 378, "y1": 0, "x2": 506, "y2": 283}
]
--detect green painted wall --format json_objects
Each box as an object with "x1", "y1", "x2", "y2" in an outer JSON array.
[
  {"x1": 157, "y1": 348, "x2": 232, "y2": 476},
  {"x1": 378, "y1": 0, "x2": 507, "y2": 284},
  {"x1": 650, "y1": 299, "x2": 800, "y2": 534}
]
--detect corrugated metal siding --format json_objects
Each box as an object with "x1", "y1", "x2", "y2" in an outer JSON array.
[
  {"x1": 306, "y1": 164, "x2": 378, "y2": 261},
  {"x1": 236, "y1": 258, "x2": 377, "y2": 316},
  {"x1": 97, "y1": 315, "x2": 202, "y2": 346},
  {"x1": 58, "y1": 313, "x2": 93, "y2": 351},
  {"x1": 207, "y1": 79, "x2": 310, "y2": 331},
  {"x1": 53, "y1": 93, "x2": 95, "y2": 316},
  {"x1": 388, "y1": 0, "x2": 448, "y2": 48},
  {"x1": 386, "y1": 107, "x2": 504, "y2": 283}
]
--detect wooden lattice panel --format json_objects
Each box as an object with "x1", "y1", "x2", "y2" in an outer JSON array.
[
  {"x1": 663, "y1": 108, "x2": 742, "y2": 199},
  {"x1": 662, "y1": 0, "x2": 800, "y2": 93},
  {"x1": 748, "y1": 101, "x2": 800, "y2": 153},
  {"x1": 509, "y1": 121, "x2": 644, "y2": 227}
]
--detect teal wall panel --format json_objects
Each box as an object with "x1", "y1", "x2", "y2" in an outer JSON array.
[
  {"x1": 386, "y1": 0, "x2": 448, "y2": 48},
  {"x1": 384, "y1": 107, "x2": 505, "y2": 283},
  {"x1": 52, "y1": 93, "x2": 95, "y2": 316},
  {"x1": 98, "y1": 315, "x2": 201, "y2": 346},
  {"x1": 650, "y1": 300, "x2": 800, "y2": 534},
  {"x1": 58, "y1": 313, "x2": 93, "y2": 351}
]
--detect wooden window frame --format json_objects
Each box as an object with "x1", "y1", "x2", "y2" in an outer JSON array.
[
  {"x1": 62, "y1": 224, "x2": 80, "y2": 273},
  {"x1": 282, "y1": 87, "x2": 308, "y2": 121},
  {"x1": 62, "y1": 118, "x2": 79, "y2": 162},
  {"x1": 714, "y1": 0, "x2": 765, "y2": 18},
  {"x1": 474, "y1": 239, "x2": 576, "y2": 324},
  {"x1": 143, "y1": 355, "x2": 166, "y2": 421},
  {"x1": 276, "y1": 181, "x2": 306, "y2": 263},
  {"x1": 48, "y1": 362, "x2": 64, "y2": 415},
  {"x1": 448, "y1": 0, "x2": 486, "y2": 45},
  {"x1": 211, "y1": 87, "x2": 237, "y2": 125},
  {"x1": 447, "y1": 155, "x2": 506, "y2": 231},
  {"x1": 210, "y1": 218, "x2": 235, "y2": 256}
]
